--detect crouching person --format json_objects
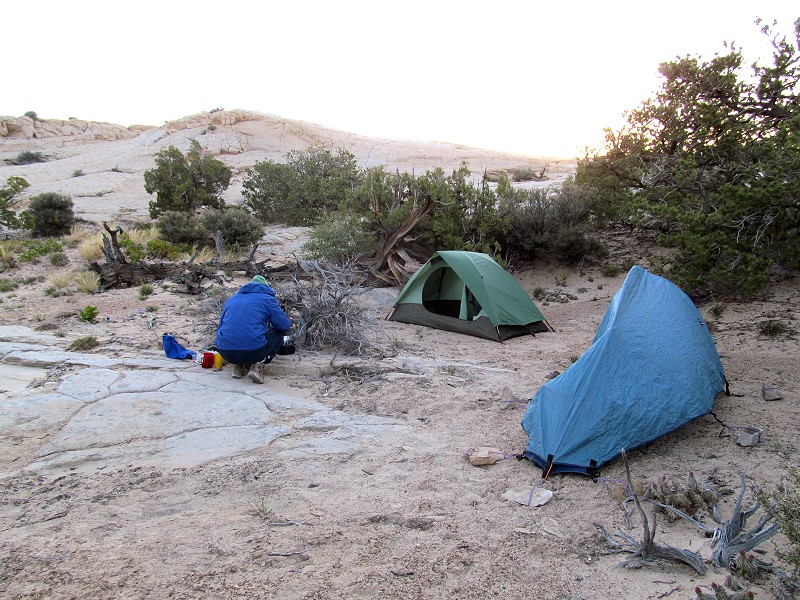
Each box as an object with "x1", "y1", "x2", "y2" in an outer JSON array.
[{"x1": 215, "y1": 275, "x2": 292, "y2": 383}]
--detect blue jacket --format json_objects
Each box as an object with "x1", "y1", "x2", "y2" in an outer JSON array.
[{"x1": 215, "y1": 283, "x2": 292, "y2": 351}]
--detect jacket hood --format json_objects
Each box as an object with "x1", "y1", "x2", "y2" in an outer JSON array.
[{"x1": 238, "y1": 282, "x2": 276, "y2": 296}]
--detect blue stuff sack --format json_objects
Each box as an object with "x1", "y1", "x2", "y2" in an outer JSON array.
[{"x1": 162, "y1": 334, "x2": 196, "y2": 360}]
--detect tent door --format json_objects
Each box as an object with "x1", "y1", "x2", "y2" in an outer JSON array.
[{"x1": 459, "y1": 286, "x2": 481, "y2": 320}]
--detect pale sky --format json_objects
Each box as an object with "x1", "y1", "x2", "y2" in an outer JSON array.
[{"x1": 4, "y1": 1, "x2": 798, "y2": 158}]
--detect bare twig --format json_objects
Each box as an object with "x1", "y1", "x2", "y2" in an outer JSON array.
[
  {"x1": 596, "y1": 450, "x2": 707, "y2": 575},
  {"x1": 275, "y1": 258, "x2": 375, "y2": 355},
  {"x1": 711, "y1": 473, "x2": 779, "y2": 569}
]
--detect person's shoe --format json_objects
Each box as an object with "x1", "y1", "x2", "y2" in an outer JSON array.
[
  {"x1": 232, "y1": 363, "x2": 251, "y2": 379},
  {"x1": 248, "y1": 364, "x2": 265, "y2": 384}
]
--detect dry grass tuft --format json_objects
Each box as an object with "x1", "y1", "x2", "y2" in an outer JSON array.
[
  {"x1": 0, "y1": 244, "x2": 17, "y2": 270},
  {"x1": 79, "y1": 234, "x2": 105, "y2": 262},
  {"x1": 64, "y1": 225, "x2": 90, "y2": 246},
  {"x1": 73, "y1": 271, "x2": 100, "y2": 293},
  {"x1": 219, "y1": 248, "x2": 245, "y2": 263},
  {"x1": 126, "y1": 225, "x2": 159, "y2": 245},
  {"x1": 188, "y1": 246, "x2": 216, "y2": 263},
  {"x1": 49, "y1": 272, "x2": 73, "y2": 289}
]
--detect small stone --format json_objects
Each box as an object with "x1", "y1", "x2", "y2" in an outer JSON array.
[
  {"x1": 762, "y1": 384, "x2": 783, "y2": 401},
  {"x1": 502, "y1": 486, "x2": 554, "y2": 507},
  {"x1": 468, "y1": 447, "x2": 505, "y2": 466}
]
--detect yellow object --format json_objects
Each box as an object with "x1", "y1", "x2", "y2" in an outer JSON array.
[{"x1": 213, "y1": 352, "x2": 223, "y2": 369}]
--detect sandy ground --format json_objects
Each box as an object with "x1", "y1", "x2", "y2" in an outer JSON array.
[
  {"x1": 1, "y1": 114, "x2": 798, "y2": 599},
  {"x1": 0, "y1": 226, "x2": 798, "y2": 600}
]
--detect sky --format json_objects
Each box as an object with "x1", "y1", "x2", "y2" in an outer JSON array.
[{"x1": 4, "y1": 1, "x2": 798, "y2": 158}]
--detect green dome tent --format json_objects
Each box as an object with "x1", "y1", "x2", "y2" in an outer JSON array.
[{"x1": 388, "y1": 251, "x2": 550, "y2": 341}]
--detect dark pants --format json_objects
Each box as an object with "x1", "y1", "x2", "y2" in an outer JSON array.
[{"x1": 218, "y1": 330, "x2": 286, "y2": 366}]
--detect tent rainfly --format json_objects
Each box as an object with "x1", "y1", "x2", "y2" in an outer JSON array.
[
  {"x1": 521, "y1": 266, "x2": 727, "y2": 477},
  {"x1": 388, "y1": 251, "x2": 549, "y2": 341}
]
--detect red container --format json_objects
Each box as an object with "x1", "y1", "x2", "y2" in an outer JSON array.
[{"x1": 201, "y1": 351, "x2": 215, "y2": 368}]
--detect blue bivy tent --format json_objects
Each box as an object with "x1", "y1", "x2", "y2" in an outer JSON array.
[{"x1": 521, "y1": 266, "x2": 727, "y2": 476}]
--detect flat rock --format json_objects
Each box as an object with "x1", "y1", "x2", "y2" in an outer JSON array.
[
  {"x1": 294, "y1": 410, "x2": 404, "y2": 434},
  {"x1": 0, "y1": 326, "x2": 407, "y2": 476},
  {"x1": 0, "y1": 326, "x2": 64, "y2": 345},
  {"x1": 58, "y1": 368, "x2": 120, "y2": 401},
  {"x1": 276, "y1": 433, "x2": 361, "y2": 459},
  {"x1": 4, "y1": 349, "x2": 119, "y2": 368},
  {"x1": 502, "y1": 486, "x2": 554, "y2": 507},
  {"x1": 0, "y1": 363, "x2": 47, "y2": 393},
  {"x1": 28, "y1": 425, "x2": 291, "y2": 473},
  {"x1": 37, "y1": 390, "x2": 274, "y2": 455},
  {"x1": 0, "y1": 392, "x2": 84, "y2": 431}
]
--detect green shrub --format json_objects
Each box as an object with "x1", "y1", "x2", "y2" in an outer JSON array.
[
  {"x1": 19, "y1": 239, "x2": 63, "y2": 262},
  {"x1": 710, "y1": 304, "x2": 727, "y2": 319},
  {"x1": 601, "y1": 264, "x2": 621, "y2": 277},
  {"x1": 139, "y1": 283, "x2": 154, "y2": 300},
  {"x1": 23, "y1": 111, "x2": 38, "y2": 120},
  {"x1": 119, "y1": 235, "x2": 146, "y2": 263},
  {"x1": 146, "y1": 238, "x2": 188, "y2": 260},
  {"x1": 242, "y1": 146, "x2": 363, "y2": 225},
  {"x1": 79, "y1": 305, "x2": 99, "y2": 323},
  {"x1": 760, "y1": 320, "x2": 788, "y2": 337},
  {"x1": 501, "y1": 180, "x2": 606, "y2": 263},
  {"x1": 0, "y1": 278, "x2": 19, "y2": 292},
  {"x1": 14, "y1": 151, "x2": 45, "y2": 165},
  {"x1": 144, "y1": 140, "x2": 231, "y2": 218},
  {"x1": 303, "y1": 214, "x2": 376, "y2": 261},
  {"x1": 156, "y1": 211, "x2": 205, "y2": 246},
  {"x1": 67, "y1": 335, "x2": 99, "y2": 351},
  {"x1": 49, "y1": 252, "x2": 69, "y2": 266},
  {"x1": 511, "y1": 167, "x2": 547, "y2": 182},
  {"x1": 1, "y1": 176, "x2": 30, "y2": 229},
  {"x1": 758, "y1": 466, "x2": 800, "y2": 577},
  {"x1": 27, "y1": 193, "x2": 75, "y2": 237},
  {"x1": 575, "y1": 19, "x2": 800, "y2": 300},
  {"x1": 72, "y1": 169, "x2": 84, "y2": 178},
  {"x1": 199, "y1": 206, "x2": 264, "y2": 249}
]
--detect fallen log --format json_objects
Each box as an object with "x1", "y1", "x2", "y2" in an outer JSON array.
[
  {"x1": 91, "y1": 261, "x2": 180, "y2": 290},
  {"x1": 91, "y1": 259, "x2": 294, "y2": 292}
]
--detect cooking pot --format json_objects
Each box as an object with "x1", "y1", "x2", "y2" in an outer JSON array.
[{"x1": 277, "y1": 335, "x2": 296, "y2": 355}]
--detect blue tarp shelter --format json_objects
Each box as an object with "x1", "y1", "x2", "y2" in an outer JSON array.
[{"x1": 521, "y1": 266, "x2": 726, "y2": 476}]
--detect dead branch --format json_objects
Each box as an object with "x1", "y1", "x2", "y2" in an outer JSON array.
[
  {"x1": 213, "y1": 229, "x2": 224, "y2": 262},
  {"x1": 711, "y1": 473, "x2": 779, "y2": 569},
  {"x1": 275, "y1": 258, "x2": 375, "y2": 355},
  {"x1": 596, "y1": 450, "x2": 707, "y2": 575},
  {"x1": 101, "y1": 221, "x2": 128, "y2": 264},
  {"x1": 90, "y1": 257, "x2": 290, "y2": 292},
  {"x1": 324, "y1": 354, "x2": 417, "y2": 384},
  {"x1": 642, "y1": 499, "x2": 715, "y2": 534},
  {"x1": 365, "y1": 190, "x2": 435, "y2": 286}
]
